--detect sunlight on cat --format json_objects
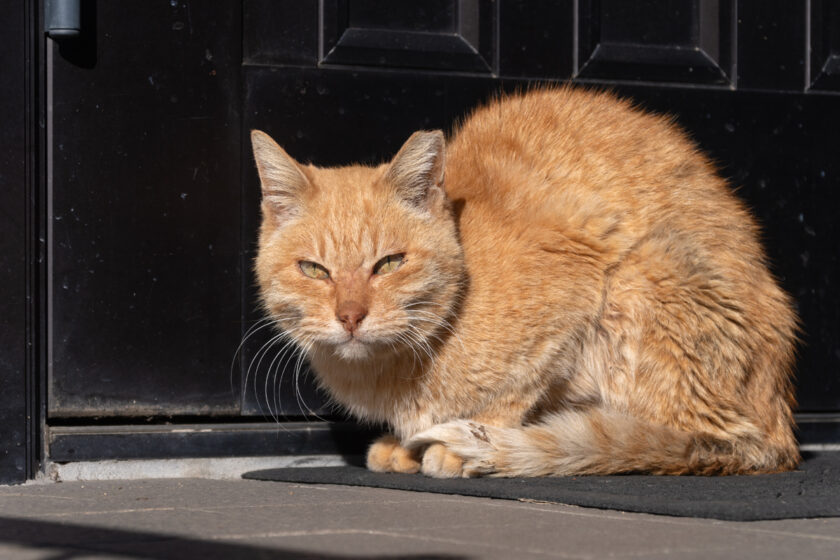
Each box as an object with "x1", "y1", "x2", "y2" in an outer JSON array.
[{"x1": 250, "y1": 86, "x2": 799, "y2": 477}]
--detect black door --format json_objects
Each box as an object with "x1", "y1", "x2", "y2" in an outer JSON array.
[
  {"x1": 48, "y1": 2, "x2": 243, "y2": 419},
  {"x1": 39, "y1": 0, "x2": 839, "y2": 467}
]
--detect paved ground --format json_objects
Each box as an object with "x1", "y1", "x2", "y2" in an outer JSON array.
[{"x1": 0, "y1": 478, "x2": 838, "y2": 559}]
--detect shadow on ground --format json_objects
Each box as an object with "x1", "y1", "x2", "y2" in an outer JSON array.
[{"x1": 0, "y1": 516, "x2": 466, "y2": 560}]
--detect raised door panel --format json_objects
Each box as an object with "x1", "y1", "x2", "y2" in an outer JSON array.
[
  {"x1": 321, "y1": 0, "x2": 496, "y2": 73},
  {"x1": 578, "y1": 0, "x2": 734, "y2": 85}
]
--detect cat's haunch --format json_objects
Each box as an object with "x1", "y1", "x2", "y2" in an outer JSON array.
[{"x1": 252, "y1": 87, "x2": 799, "y2": 477}]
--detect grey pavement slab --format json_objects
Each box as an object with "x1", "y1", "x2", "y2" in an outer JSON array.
[{"x1": 0, "y1": 478, "x2": 837, "y2": 559}]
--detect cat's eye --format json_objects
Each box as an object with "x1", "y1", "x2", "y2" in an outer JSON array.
[
  {"x1": 373, "y1": 254, "x2": 405, "y2": 275},
  {"x1": 299, "y1": 260, "x2": 330, "y2": 280}
]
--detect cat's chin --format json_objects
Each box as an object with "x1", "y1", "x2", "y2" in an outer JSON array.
[{"x1": 332, "y1": 338, "x2": 376, "y2": 362}]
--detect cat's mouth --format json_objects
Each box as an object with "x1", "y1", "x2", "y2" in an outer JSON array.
[
  {"x1": 322, "y1": 323, "x2": 410, "y2": 362},
  {"x1": 331, "y1": 327, "x2": 408, "y2": 361}
]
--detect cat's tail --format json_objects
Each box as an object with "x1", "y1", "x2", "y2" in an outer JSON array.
[{"x1": 405, "y1": 409, "x2": 799, "y2": 477}]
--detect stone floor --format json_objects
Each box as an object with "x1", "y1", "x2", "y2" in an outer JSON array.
[{"x1": 0, "y1": 477, "x2": 838, "y2": 559}]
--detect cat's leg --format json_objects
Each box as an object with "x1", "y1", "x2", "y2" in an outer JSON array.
[{"x1": 366, "y1": 434, "x2": 421, "y2": 473}]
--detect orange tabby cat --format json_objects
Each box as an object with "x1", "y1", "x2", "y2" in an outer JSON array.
[{"x1": 251, "y1": 87, "x2": 799, "y2": 477}]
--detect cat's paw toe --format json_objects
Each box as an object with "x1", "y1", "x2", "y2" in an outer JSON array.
[
  {"x1": 366, "y1": 435, "x2": 421, "y2": 473},
  {"x1": 420, "y1": 443, "x2": 466, "y2": 478}
]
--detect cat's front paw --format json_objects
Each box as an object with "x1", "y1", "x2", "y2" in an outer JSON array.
[
  {"x1": 366, "y1": 435, "x2": 421, "y2": 473},
  {"x1": 406, "y1": 420, "x2": 501, "y2": 477}
]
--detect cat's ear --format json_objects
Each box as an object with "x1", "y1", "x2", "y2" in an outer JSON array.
[
  {"x1": 251, "y1": 130, "x2": 311, "y2": 218},
  {"x1": 385, "y1": 130, "x2": 446, "y2": 211}
]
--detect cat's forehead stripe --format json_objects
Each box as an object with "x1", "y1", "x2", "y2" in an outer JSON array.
[
  {"x1": 301, "y1": 175, "x2": 396, "y2": 266},
  {"x1": 318, "y1": 226, "x2": 384, "y2": 268}
]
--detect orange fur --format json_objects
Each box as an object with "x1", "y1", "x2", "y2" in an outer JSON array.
[{"x1": 252, "y1": 87, "x2": 799, "y2": 477}]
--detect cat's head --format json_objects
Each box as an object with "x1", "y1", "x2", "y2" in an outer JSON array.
[{"x1": 252, "y1": 130, "x2": 465, "y2": 363}]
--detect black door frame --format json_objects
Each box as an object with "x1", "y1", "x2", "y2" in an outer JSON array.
[{"x1": 0, "y1": 0, "x2": 45, "y2": 485}]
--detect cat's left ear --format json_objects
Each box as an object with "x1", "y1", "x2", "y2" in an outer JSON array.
[{"x1": 385, "y1": 130, "x2": 446, "y2": 212}]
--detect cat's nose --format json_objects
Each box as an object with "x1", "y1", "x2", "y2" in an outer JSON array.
[{"x1": 337, "y1": 300, "x2": 367, "y2": 333}]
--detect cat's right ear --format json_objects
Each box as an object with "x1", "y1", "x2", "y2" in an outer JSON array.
[{"x1": 251, "y1": 130, "x2": 311, "y2": 219}]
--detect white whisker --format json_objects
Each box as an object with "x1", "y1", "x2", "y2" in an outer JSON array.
[
  {"x1": 265, "y1": 332, "x2": 301, "y2": 423},
  {"x1": 406, "y1": 309, "x2": 465, "y2": 352},
  {"x1": 245, "y1": 330, "x2": 289, "y2": 419},
  {"x1": 293, "y1": 337, "x2": 330, "y2": 422},
  {"x1": 406, "y1": 324, "x2": 438, "y2": 364},
  {"x1": 229, "y1": 317, "x2": 279, "y2": 397},
  {"x1": 269, "y1": 331, "x2": 307, "y2": 428}
]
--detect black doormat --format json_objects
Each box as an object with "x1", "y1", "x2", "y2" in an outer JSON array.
[{"x1": 244, "y1": 451, "x2": 840, "y2": 521}]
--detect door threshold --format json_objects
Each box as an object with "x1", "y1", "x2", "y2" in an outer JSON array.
[
  {"x1": 47, "y1": 421, "x2": 381, "y2": 462},
  {"x1": 43, "y1": 454, "x2": 351, "y2": 483}
]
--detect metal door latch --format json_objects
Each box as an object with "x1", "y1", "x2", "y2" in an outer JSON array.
[{"x1": 45, "y1": 0, "x2": 81, "y2": 40}]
